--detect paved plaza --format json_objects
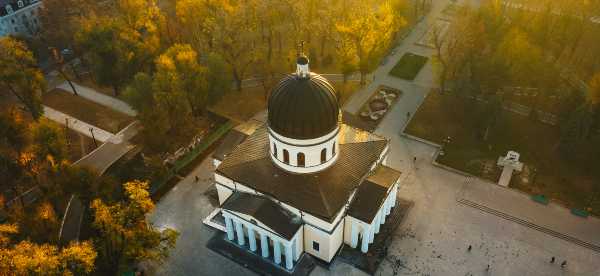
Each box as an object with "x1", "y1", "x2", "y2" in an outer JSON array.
[{"x1": 149, "y1": 0, "x2": 600, "y2": 275}]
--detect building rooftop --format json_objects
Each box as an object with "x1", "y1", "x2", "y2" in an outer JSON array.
[
  {"x1": 222, "y1": 192, "x2": 302, "y2": 240},
  {"x1": 216, "y1": 123, "x2": 388, "y2": 222},
  {"x1": 347, "y1": 165, "x2": 401, "y2": 223}
]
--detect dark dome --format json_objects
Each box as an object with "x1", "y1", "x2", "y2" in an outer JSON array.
[{"x1": 268, "y1": 72, "x2": 339, "y2": 139}]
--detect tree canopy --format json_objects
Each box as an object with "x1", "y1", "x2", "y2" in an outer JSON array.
[
  {"x1": 90, "y1": 180, "x2": 178, "y2": 274},
  {"x1": 0, "y1": 37, "x2": 46, "y2": 120}
]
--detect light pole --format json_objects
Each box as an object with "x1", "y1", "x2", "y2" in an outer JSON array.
[{"x1": 89, "y1": 127, "x2": 98, "y2": 148}]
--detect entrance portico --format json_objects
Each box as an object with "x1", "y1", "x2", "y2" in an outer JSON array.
[
  {"x1": 223, "y1": 212, "x2": 298, "y2": 270},
  {"x1": 221, "y1": 192, "x2": 303, "y2": 271}
]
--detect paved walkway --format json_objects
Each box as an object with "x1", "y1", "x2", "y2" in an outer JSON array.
[
  {"x1": 149, "y1": 154, "x2": 250, "y2": 276},
  {"x1": 56, "y1": 81, "x2": 137, "y2": 116},
  {"x1": 74, "y1": 121, "x2": 139, "y2": 174},
  {"x1": 43, "y1": 106, "x2": 114, "y2": 143},
  {"x1": 461, "y1": 179, "x2": 600, "y2": 248}
]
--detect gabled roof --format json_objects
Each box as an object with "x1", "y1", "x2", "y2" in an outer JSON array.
[
  {"x1": 217, "y1": 124, "x2": 388, "y2": 222},
  {"x1": 348, "y1": 165, "x2": 401, "y2": 223},
  {"x1": 222, "y1": 192, "x2": 302, "y2": 240}
]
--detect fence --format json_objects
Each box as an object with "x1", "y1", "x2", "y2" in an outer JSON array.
[{"x1": 150, "y1": 121, "x2": 233, "y2": 195}]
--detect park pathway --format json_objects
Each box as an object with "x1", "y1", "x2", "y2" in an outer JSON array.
[
  {"x1": 74, "y1": 121, "x2": 140, "y2": 174},
  {"x1": 43, "y1": 106, "x2": 114, "y2": 142},
  {"x1": 57, "y1": 81, "x2": 137, "y2": 116}
]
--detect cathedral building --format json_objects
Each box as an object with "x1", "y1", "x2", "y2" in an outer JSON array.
[{"x1": 210, "y1": 55, "x2": 402, "y2": 270}]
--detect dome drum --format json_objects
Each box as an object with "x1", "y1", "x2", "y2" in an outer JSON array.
[{"x1": 269, "y1": 127, "x2": 339, "y2": 174}]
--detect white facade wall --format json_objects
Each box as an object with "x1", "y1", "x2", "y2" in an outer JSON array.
[
  {"x1": 303, "y1": 222, "x2": 343, "y2": 262},
  {"x1": 0, "y1": 1, "x2": 42, "y2": 37},
  {"x1": 328, "y1": 218, "x2": 345, "y2": 258},
  {"x1": 269, "y1": 127, "x2": 339, "y2": 174}
]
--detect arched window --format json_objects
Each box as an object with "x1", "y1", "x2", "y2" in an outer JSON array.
[
  {"x1": 283, "y1": 149, "x2": 289, "y2": 164},
  {"x1": 321, "y1": 148, "x2": 327, "y2": 163},
  {"x1": 297, "y1": 152, "x2": 305, "y2": 167},
  {"x1": 273, "y1": 143, "x2": 277, "y2": 157},
  {"x1": 332, "y1": 142, "x2": 336, "y2": 155}
]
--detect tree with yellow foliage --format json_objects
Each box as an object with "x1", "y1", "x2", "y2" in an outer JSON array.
[
  {"x1": 335, "y1": 0, "x2": 405, "y2": 85},
  {"x1": 0, "y1": 223, "x2": 96, "y2": 275},
  {"x1": 76, "y1": 0, "x2": 164, "y2": 96},
  {"x1": 91, "y1": 180, "x2": 178, "y2": 274}
]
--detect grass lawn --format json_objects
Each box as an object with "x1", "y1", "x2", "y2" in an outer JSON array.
[
  {"x1": 210, "y1": 81, "x2": 361, "y2": 123},
  {"x1": 406, "y1": 92, "x2": 600, "y2": 215},
  {"x1": 389, "y1": 53, "x2": 428, "y2": 80},
  {"x1": 44, "y1": 89, "x2": 134, "y2": 133}
]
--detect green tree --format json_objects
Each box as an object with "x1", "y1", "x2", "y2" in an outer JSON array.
[
  {"x1": 76, "y1": 0, "x2": 163, "y2": 96},
  {"x1": 91, "y1": 180, "x2": 178, "y2": 274},
  {"x1": 0, "y1": 37, "x2": 46, "y2": 120},
  {"x1": 30, "y1": 119, "x2": 68, "y2": 163},
  {"x1": 123, "y1": 73, "x2": 171, "y2": 152},
  {"x1": 0, "y1": 110, "x2": 31, "y2": 208},
  {"x1": 205, "y1": 52, "x2": 231, "y2": 105}
]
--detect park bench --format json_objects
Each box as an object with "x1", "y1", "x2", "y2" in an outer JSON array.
[
  {"x1": 531, "y1": 194, "x2": 549, "y2": 205},
  {"x1": 570, "y1": 208, "x2": 589, "y2": 218}
]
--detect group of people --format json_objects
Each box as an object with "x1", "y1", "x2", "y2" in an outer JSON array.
[
  {"x1": 466, "y1": 245, "x2": 568, "y2": 272},
  {"x1": 550, "y1": 256, "x2": 568, "y2": 268}
]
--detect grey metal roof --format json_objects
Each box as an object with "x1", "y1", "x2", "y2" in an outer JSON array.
[
  {"x1": 222, "y1": 192, "x2": 302, "y2": 240},
  {"x1": 213, "y1": 130, "x2": 248, "y2": 161},
  {"x1": 347, "y1": 165, "x2": 401, "y2": 223},
  {"x1": 213, "y1": 114, "x2": 267, "y2": 162},
  {"x1": 217, "y1": 124, "x2": 388, "y2": 222},
  {"x1": 268, "y1": 73, "x2": 339, "y2": 139}
]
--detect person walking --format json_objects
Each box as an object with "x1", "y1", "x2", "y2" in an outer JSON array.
[
  {"x1": 550, "y1": 257, "x2": 555, "y2": 263},
  {"x1": 561, "y1": 261, "x2": 567, "y2": 268},
  {"x1": 195, "y1": 175, "x2": 199, "y2": 183},
  {"x1": 467, "y1": 245, "x2": 472, "y2": 252},
  {"x1": 485, "y1": 264, "x2": 490, "y2": 271}
]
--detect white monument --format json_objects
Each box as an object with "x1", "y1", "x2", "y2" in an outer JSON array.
[{"x1": 497, "y1": 151, "x2": 523, "y2": 187}]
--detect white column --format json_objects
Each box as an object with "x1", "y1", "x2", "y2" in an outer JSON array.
[
  {"x1": 350, "y1": 223, "x2": 359, "y2": 248},
  {"x1": 285, "y1": 243, "x2": 293, "y2": 270},
  {"x1": 248, "y1": 227, "x2": 257, "y2": 251},
  {"x1": 361, "y1": 228, "x2": 369, "y2": 253},
  {"x1": 369, "y1": 225, "x2": 375, "y2": 243},
  {"x1": 235, "y1": 221, "x2": 245, "y2": 246},
  {"x1": 374, "y1": 211, "x2": 381, "y2": 233},
  {"x1": 260, "y1": 232, "x2": 269, "y2": 258},
  {"x1": 385, "y1": 197, "x2": 391, "y2": 216},
  {"x1": 391, "y1": 185, "x2": 398, "y2": 206},
  {"x1": 294, "y1": 237, "x2": 301, "y2": 261},
  {"x1": 274, "y1": 239, "x2": 282, "y2": 264},
  {"x1": 380, "y1": 206, "x2": 387, "y2": 224},
  {"x1": 225, "y1": 216, "x2": 235, "y2": 241},
  {"x1": 292, "y1": 238, "x2": 300, "y2": 261}
]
